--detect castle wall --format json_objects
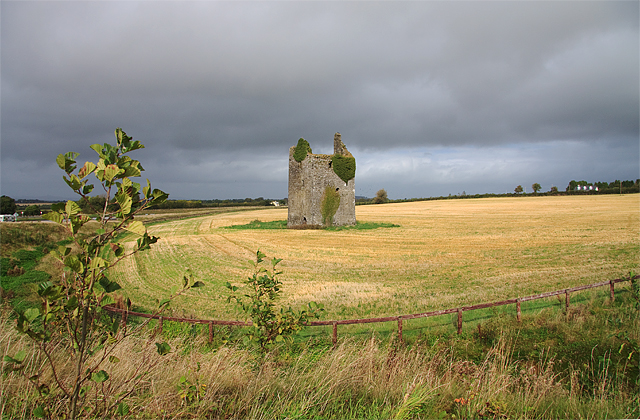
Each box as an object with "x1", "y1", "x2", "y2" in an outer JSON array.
[{"x1": 287, "y1": 135, "x2": 356, "y2": 228}]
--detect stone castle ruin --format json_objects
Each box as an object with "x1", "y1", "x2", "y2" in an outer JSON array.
[{"x1": 287, "y1": 133, "x2": 356, "y2": 228}]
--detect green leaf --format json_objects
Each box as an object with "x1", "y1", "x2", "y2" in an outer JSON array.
[
  {"x1": 90, "y1": 143, "x2": 105, "y2": 156},
  {"x1": 56, "y1": 153, "x2": 66, "y2": 170},
  {"x1": 104, "y1": 164, "x2": 122, "y2": 182},
  {"x1": 116, "y1": 402, "x2": 130, "y2": 417},
  {"x1": 100, "y1": 294, "x2": 115, "y2": 307},
  {"x1": 191, "y1": 281, "x2": 205, "y2": 288},
  {"x1": 99, "y1": 277, "x2": 122, "y2": 293},
  {"x1": 63, "y1": 174, "x2": 83, "y2": 190},
  {"x1": 120, "y1": 177, "x2": 132, "y2": 189},
  {"x1": 58, "y1": 246, "x2": 72, "y2": 256},
  {"x1": 151, "y1": 189, "x2": 169, "y2": 203},
  {"x1": 155, "y1": 342, "x2": 171, "y2": 356},
  {"x1": 24, "y1": 308, "x2": 40, "y2": 322},
  {"x1": 109, "y1": 355, "x2": 120, "y2": 364},
  {"x1": 65, "y1": 200, "x2": 81, "y2": 217},
  {"x1": 33, "y1": 405, "x2": 46, "y2": 418},
  {"x1": 115, "y1": 127, "x2": 129, "y2": 146},
  {"x1": 4, "y1": 350, "x2": 27, "y2": 364},
  {"x1": 136, "y1": 233, "x2": 159, "y2": 251},
  {"x1": 125, "y1": 220, "x2": 146, "y2": 236},
  {"x1": 115, "y1": 190, "x2": 132, "y2": 216},
  {"x1": 56, "y1": 152, "x2": 79, "y2": 173},
  {"x1": 42, "y1": 211, "x2": 63, "y2": 225},
  {"x1": 69, "y1": 214, "x2": 89, "y2": 235},
  {"x1": 89, "y1": 256, "x2": 107, "y2": 270},
  {"x1": 64, "y1": 255, "x2": 84, "y2": 274},
  {"x1": 65, "y1": 295, "x2": 79, "y2": 311},
  {"x1": 143, "y1": 179, "x2": 152, "y2": 199},
  {"x1": 131, "y1": 181, "x2": 141, "y2": 195},
  {"x1": 78, "y1": 161, "x2": 97, "y2": 179},
  {"x1": 91, "y1": 370, "x2": 109, "y2": 383},
  {"x1": 122, "y1": 164, "x2": 142, "y2": 178},
  {"x1": 82, "y1": 184, "x2": 95, "y2": 195}
]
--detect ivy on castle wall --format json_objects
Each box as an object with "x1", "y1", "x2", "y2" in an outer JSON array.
[
  {"x1": 331, "y1": 155, "x2": 356, "y2": 184},
  {"x1": 293, "y1": 138, "x2": 312, "y2": 162},
  {"x1": 321, "y1": 185, "x2": 341, "y2": 226}
]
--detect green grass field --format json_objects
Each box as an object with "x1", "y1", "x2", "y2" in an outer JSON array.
[{"x1": 107, "y1": 195, "x2": 639, "y2": 322}]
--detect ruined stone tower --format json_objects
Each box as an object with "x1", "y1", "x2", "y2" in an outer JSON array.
[{"x1": 287, "y1": 133, "x2": 356, "y2": 228}]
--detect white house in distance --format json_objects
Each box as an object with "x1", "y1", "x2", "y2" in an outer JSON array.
[{"x1": 0, "y1": 213, "x2": 18, "y2": 222}]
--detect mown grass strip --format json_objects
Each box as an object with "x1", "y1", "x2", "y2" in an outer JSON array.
[
  {"x1": 224, "y1": 219, "x2": 288, "y2": 230},
  {"x1": 223, "y1": 220, "x2": 400, "y2": 230}
]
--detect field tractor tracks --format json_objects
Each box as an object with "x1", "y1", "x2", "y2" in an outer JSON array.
[{"x1": 201, "y1": 233, "x2": 254, "y2": 260}]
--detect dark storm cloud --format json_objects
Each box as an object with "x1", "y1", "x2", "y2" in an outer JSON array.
[{"x1": 1, "y1": 1, "x2": 638, "y2": 200}]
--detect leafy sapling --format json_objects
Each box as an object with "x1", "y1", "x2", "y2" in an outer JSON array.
[
  {"x1": 226, "y1": 250, "x2": 324, "y2": 352},
  {"x1": 4, "y1": 128, "x2": 204, "y2": 419}
]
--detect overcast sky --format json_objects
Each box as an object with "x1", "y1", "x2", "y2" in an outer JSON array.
[{"x1": 1, "y1": 1, "x2": 638, "y2": 201}]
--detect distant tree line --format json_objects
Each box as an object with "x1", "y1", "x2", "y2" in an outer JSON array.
[
  {"x1": 357, "y1": 192, "x2": 524, "y2": 205},
  {"x1": 5, "y1": 178, "x2": 638, "y2": 216},
  {"x1": 2, "y1": 196, "x2": 53, "y2": 216},
  {"x1": 71, "y1": 196, "x2": 287, "y2": 212},
  {"x1": 199, "y1": 197, "x2": 287, "y2": 208},
  {"x1": 356, "y1": 179, "x2": 639, "y2": 206},
  {"x1": 566, "y1": 179, "x2": 639, "y2": 194},
  {"x1": 154, "y1": 197, "x2": 286, "y2": 209}
]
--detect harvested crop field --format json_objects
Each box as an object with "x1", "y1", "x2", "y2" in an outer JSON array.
[{"x1": 108, "y1": 195, "x2": 639, "y2": 320}]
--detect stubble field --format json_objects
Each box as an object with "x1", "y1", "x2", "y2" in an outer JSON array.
[{"x1": 109, "y1": 195, "x2": 639, "y2": 321}]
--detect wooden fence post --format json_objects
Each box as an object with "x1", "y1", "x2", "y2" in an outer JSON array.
[
  {"x1": 158, "y1": 316, "x2": 163, "y2": 335},
  {"x1": 332, "y1": 322, "x2": 338, "y2": 346},
  {"x1": 516, "y1": 299, "x2": 521, "y2": 322},
  {"x1": 208, "y1": 322, "x2": 214, "y2": 343},
  {"x1": 610, "y1": 280, "x2": 615, "y2": 301},
  {"x1": 397, "y1": 318, "x2": 403, "y2": 341},
  {"x1": 121, "y1": 312, "x2": 127, "y2": 334},
  {"x1": 565, "y1": 290, "x2": 570, "y2": 311},
  {"x1": 457, "y1": 308, "x2": 462, "y2": 334}
]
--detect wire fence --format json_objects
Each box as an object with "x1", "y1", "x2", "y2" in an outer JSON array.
[{"x1": 104, "y1": 275, "x2": 638, "y2": 344}]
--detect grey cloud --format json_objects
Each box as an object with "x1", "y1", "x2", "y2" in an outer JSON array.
[{"x1": 1, "y1": 1, "x2": 638, "y2": 200}]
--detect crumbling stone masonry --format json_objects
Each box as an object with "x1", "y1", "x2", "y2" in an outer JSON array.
[{"x1": 287, "y1": 133, "x2": 356, "y2": 228}]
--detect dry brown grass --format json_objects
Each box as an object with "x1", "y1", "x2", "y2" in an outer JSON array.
[
  {"x1": 107, "y1": 195, "x2": 639, "y2": 320},
  {"x1": 2, "y1": 297, "x2": 637, "y2": 419}
]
